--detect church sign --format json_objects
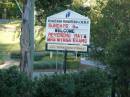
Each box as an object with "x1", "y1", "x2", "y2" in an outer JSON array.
[{"x1": 45, "y1": 9, "x2": 90, "y2": 52}]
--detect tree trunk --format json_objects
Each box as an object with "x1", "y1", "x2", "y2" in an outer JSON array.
[
  {"x1": 120, "y1": 71, "x2": 129, "y2": 97},
  {"x1": 111, "y1": 76, "x2": 116, "y2": 97},
  {"x1": 20, "y1": 0, "x2": 34, "y2": 78},
  {"x1": 3, "y1": 8, "x2": 7, "y2": 19}
]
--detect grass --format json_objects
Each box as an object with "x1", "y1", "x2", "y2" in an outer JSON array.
[
  {"x1": 0, "y1": 20, "x2": 82, "y2": 70},
  {"x1": 0, "y1": 21, "x2": 20, "y2": 65},
  {"x1": 33, "y1": 53, "x2": 63, "y2": 70},
  {"x1": 0, "y1": 31, "x2": 19, "y2": 44},
  {"x1": 33, "y1": 52, "x2": 80, "y2": 70},
  {"x1": 0, "y1": 20, "x2": 21, "y2": 25},
  {"x1": 0, "y1": 44, "x2": 20, "y2": 52}
]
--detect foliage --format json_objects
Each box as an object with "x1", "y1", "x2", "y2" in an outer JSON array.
[
  {"x1": 105, "y1": 39, "x2": 130, "y2": 97},
  {"x1": 0, "y1": 66, "x2": 33, "y2": 97},
  {"x1": 35, "y1": 0, "x2": 109, "y2": 25},
  {"x1": 0, "y1": 60, "x2": 4, "y2": 65},
  {"x1": 34, "y1": 69, "x2": 110, "y2": 97},
  {"x1": 105, "y1": 39, "x2": 130, "y2": 69},
  {"x1": 35, "y1": 0, "x2": 73, "y2": 25},
  {"x1": 34, "y1": 0, "x2": 110, "y2": 52},
  {"x1": 10, "y1": 51, "x2": 21, "y2": 59},
  {"x1": 0, "y1": 67, "x2": 110, "y2": 97},
  {"x1": 34, "y1": 74, "x2": 75, "y2": 97},
  {"x1": 91, "y1": 0, "x2": 130, "y2": 58},
  {"x1": 33, "y1": 60, "x2": 62, "y2": 70},
  {"x1": 33, "y1": 52, "x2": 80, "y2": 70},
  {"x1": 1, "y1": 1, "x2": 130, "y2": 96},
  {"x1": 33, "y1": 51, "x2": 93, "y2": 70},
  {"x1": 0, "y1": 0, "x2": 22, "y2": 19},
  {"x1": 95, "y1": 1, "x2": 130, "y2": 96},
  {"x1": 72, "y1": 69, "x2": 110, "y2": 97},
  {"x1": 0, "y1": 53, "x2": 6, "y2": 65}
]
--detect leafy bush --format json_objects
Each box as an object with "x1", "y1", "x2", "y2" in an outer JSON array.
[
  {"x1": 33, "y1": 52, "x2": 50, "y2": 61},
  {"x1": 0, "y1": 59, "x2": 4, "y2": 65},
  {"x1": 0, "y1": 55, "x2": 5, "y2": 65},
  {"x1": 34, "y1": 69, "x2": 110, "y2": 97},
  {"x1": 33, "y1": 53, "x2": 79, "y2": 70},
  {"x1": 72, "y1": 69, "x2": 110, "y2": 97},
  {"x1": 34, "y1": 74, "x2": 75, "y2": 97},
  {"x1": 33, "y1": 60, "x2": 79, "y2": 70},
  {"x1": 33, "y1": 61, "x2": 62, "y2": 70},
  {"x1": 34, "y1": 54, "x2": 44, "y2": 61},
  {"x1": 10, "y1": 51, "x2": 21, "y2": 59},
  {"x1": 0, "y1": 67, "x2": 110, "y2": 97},
  {"x1": 0, "y1": 66, "x2": 33, "y2": 97}
]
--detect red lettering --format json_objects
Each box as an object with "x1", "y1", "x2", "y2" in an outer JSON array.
[
  {"x1": 48, "y1": 23, "x2": 68, "y2": 28},
  {"x1": 56, "y1": 38, "x2": 71, "y2": 42},
  {"x1": 47, "y1": 38, "x2": 56, "y2": 42},
  {"x1": 73, "y1": 38, "x2": 87, "y2": 44},
  {"x1": 48, "y1": 32, "x2": 53, "y2": 37},
  {"x1": 74, "y1": 34, "x2": 80, "y2": 38}
]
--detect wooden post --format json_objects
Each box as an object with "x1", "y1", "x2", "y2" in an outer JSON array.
[
  {"x1": 63, "y1": 50, "x2": 67, "y2": 73},
  {"x1": 75, "y1": 51, "x2": 78, "y2": 60},
  {"x1": 50, "y1": 52, "x2": 53, "y2": 59},
  {"x1": 55, "y1": 51, "x2": 58, "y2": 73}
]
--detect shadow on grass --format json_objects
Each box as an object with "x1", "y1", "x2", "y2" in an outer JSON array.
[
  {"x1": 0, "y1": 24, "x2": 6, "y2": 30},
  {"x1": 0, "y1": 43, "x2": 20, "y2": 64},
  {"x1": 0, "y1": 43, "x2": 20, "y2": 52}
]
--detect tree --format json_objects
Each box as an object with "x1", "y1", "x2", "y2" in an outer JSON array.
[
  {"x1": 91, "y1": 0, "x2": 130, "y2": 48},
  {"x1": 35, "y1": 0, "x2": 73, "y2": 25},
  {"x1": 20, "y1": 0, "x2": 34, "y2": 78},
  {"x1": 105, "y1": 39, "x2": 130, "y2": 97},
  {"x1": 90, "y1": 0, "x2": 130, "y2": 96},
  {"x1": 34, "y1": 0, "x2": 107, "y2": 50},
  {"x1": 0, "y1": 0, "x2": 22, "y2": 18}
]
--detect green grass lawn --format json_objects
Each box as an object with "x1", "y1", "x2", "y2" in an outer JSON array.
[
  {"x1": 0, "y1": 43, "x2": 20, "y2": 52},
  {"x1": 0, "y1": 30, "x2": 20, "y2": 57},
  {"x1": 0, "y1": 21, "x2": 81, "y2": 70},
  {"x1": 0, "y1": 21, "x2": 20, "y2": 64},
  {"x1": 33, "y1": 52, "x2": 80, "y2": 70}
]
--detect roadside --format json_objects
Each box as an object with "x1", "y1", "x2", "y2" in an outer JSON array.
[
  {"x1": 0, "y1": 20, "x2": 104, "y2": 77},
  {"x1": 0, "y1": 20, "x2": 20, "y2": 69},
  {"x1": 0, "y1": 60, "x2": 19, "y2": 69}
]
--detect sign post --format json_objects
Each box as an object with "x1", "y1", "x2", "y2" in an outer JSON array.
[
  {"x1": 46, "y1": 9, "x2": 90, "y2": 52},
  {"x1": 63, "y1": 50, "x2": 67, "y2": 73},
  {"x1": 45, "y1": 9, "x2": 91, "y2": 72}
]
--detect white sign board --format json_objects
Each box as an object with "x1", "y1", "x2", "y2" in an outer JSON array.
[
  {"x1": 45, "y1": 9, "x2": 90, "y2": 51},
  {"x1": 47, "y1": 44, "x2": 87, "y2": 52}
]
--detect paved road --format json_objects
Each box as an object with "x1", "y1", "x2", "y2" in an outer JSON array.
[
  {"x1": 0, "y1": 57, "x2": 106, "y2": 78},
  {"x1": 0, "y1": 60, "x2": 19, "y2": 69},
  {"x1": 33, "y1": 70, "x2": 79, "y2": 78},
  {"x1": 80, "y1": 58, "x2": 106, "y2": 69},
  {"x1": 0, "y1": 19, "x2": 15, "y2": 23}
]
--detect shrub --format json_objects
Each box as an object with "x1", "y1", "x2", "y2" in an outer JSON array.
[
  {"x1": 0, "y1": 55, "x2": 5, "y2": 65},
  {"x1": 34, "y1": 69, "x2": 110, "y2": 97},
  {"x1": 33, "y1": 61, "x2": 62, "y2": 70},
  {"x1": 0, "y1": 60, "x2": 4, "y2": 65},
  {"x1": 34, "y1": 74, "x2": 75, "y2": 97},
  {"x1": 34, "y1": 55, "x2": 43, "y2": 61},
  {"x1": 72, "y1": 69, "x2": 110, "y2": 97},
  {"x1": 10, "y1": 51, "x2": 21, "y2": 59},
  {"x1": 0, "y1": 67, "x2": 110, "y2": 97},
  {"x1": 0, "y1": 66, "x2": 33, "y2": 97}
]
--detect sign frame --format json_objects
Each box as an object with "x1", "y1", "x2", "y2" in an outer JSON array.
[{"x1": 45, "y1": 9, "x2": 90, "y2": 52}]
